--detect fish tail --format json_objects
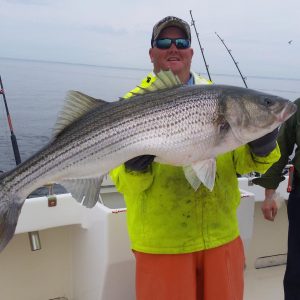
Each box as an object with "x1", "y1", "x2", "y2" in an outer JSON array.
[{"x1": 0, "y1": 192, "x2": 23, "y2": 252}]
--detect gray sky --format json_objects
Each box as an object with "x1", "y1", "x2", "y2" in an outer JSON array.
[{"x1": 0, "y1": 0, "x2": 299, "y2": 78}]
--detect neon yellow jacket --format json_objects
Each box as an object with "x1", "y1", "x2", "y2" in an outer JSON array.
[{"x1": 110, "y1": 72, "x2": 280, "y2": 254}]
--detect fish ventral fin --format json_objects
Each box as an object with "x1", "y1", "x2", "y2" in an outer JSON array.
[
  {"x1": 53, "y1": 91, "x2": 109, "y2": 137},
  {"x1": 121, "y1": 70, "x2": 183, "y2": 99},
  {"x1": 183, "y1": 159, "x2": 216, "y2": 191},
  {"x1": 60, "y1": 176, "x2": 104, "y2": 208}
]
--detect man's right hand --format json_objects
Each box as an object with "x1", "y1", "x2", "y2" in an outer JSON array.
[
  {"x1": 124, "y1": 155, "x2": 155, "y2": 172},
  {"x1": 261, "y1": 189, "x2": 278, "y2": 221}
]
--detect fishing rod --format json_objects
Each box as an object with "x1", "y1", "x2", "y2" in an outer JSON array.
[
  {"x1": 215, "y1": 32, "x2": 248, "y2": 88},
  {"x1": 189, "y1": 10, "x2": 212, "y2": 81},
  {"x1": 0, "y1": 75, "x2": 21, "y2": 165}
]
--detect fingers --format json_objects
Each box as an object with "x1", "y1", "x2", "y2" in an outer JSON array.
[{"x1": 261, "y1": 200, "x2": 278, "y2": 221}]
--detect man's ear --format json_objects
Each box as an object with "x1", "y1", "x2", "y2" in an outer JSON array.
[{"x1": 149, "y1": 48, "x2": 154, "y2": 63}]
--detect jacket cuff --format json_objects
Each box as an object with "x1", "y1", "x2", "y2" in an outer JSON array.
[{"x1": 252, "y1": 175, "x2": 285, "y2": 189}]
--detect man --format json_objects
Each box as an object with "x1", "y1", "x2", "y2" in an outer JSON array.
[
  {"x1": 253, "y1": 98, "x2": 300, "y2": 300},
  {"x1": 110, "y1": 16, "x2": 280, "y2": 300}
]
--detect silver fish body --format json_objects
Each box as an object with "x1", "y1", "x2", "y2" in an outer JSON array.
[{"x1": 0, "y1": 71, "x2": 297, "y2": 251}]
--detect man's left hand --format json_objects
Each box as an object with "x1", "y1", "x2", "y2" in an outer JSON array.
[{"x1": 248, "y1": 128, "x2": 279, "y2": 156}]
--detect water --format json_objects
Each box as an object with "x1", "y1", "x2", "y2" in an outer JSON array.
[
  {"x1": 1, "y1": 57, "x2": 300, "y2": 172},
  {"x1": 0, "y1": 57, "x2": 150, "y2": 172}
]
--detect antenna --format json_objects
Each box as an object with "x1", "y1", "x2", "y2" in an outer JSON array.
[
  {"x1": 189, "y1": 10, "x2": 212, "y2": 81},
  {"x1": 215, "y1": 32, "x2": 248, "y2": 88}
]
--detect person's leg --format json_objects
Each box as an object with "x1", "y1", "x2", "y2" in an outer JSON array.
[
  {"x1": 284, "y1": 186, "x2": 300, "y2": 300},
  {"x1": 200, "y1": 237, "x2": 245, "y2": 300},
  {"x1": 134, "y1": 251, "x2": 198, "y2": 300}
]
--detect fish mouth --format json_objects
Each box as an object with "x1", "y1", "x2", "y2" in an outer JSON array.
[{"x1": 278, "y1": 102, "x2": 297, "y2": 122}]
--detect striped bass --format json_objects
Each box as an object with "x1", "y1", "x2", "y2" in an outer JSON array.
[{"x1": 0, "y1": 71, "x2": 297, "y2": 251}]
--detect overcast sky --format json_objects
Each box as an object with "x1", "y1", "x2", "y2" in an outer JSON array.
[{"x1": 0, "y1": 0, "x2": 299, "y2": 79}]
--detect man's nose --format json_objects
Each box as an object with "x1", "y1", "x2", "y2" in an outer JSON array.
[{"x1": 169, "y1": 43, "x2": 178, "y2": 50}]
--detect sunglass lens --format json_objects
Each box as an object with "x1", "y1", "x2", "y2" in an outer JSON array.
[
  {"x1": 176, "y1": 39, "x2": 190, "y2": 49},
  {"x1": 155, "y1": 39, "x2": 172, "y2": 49}
]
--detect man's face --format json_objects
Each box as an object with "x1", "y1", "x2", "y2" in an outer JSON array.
[{"x1": 149, "y1": 26, "x2": 193, "y2": 78}]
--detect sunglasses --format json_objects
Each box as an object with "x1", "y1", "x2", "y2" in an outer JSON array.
[{"x1": 153, "y1": 38, "x2": 191, "y2": 50}]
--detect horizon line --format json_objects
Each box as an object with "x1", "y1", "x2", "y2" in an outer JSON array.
[{"x1": 1, "y1": 56, "x2": 300, "y2": 82}]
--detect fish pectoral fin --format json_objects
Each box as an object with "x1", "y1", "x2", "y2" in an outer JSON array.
[
  {"x1": 60, "y1": 176, "x2": 104, "y2": 208},
  {"x1": 53, "y1": 91, "x2": 109, "y2": 138},
  {"x1": 183, "y1": 159, "x2": 216, "y2": 191}
]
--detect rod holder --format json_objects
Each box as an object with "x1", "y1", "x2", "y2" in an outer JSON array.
[{"x1": 28, "y1": 231, "x2": 41, "y2": 251}]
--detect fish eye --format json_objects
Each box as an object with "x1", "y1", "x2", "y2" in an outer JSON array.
[{"x1": 263, "y1": 97, "x2": 273, "y2": 106}]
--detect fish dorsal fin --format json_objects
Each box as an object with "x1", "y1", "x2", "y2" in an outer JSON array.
[
  {"x1": 146, "y1": 70, "x2": 182, "y2": 92},
  {"x1": 183, "y1": 159, "x2": 217, "y2": 191},
  {"x1": 156, "y1": 70, "x2": 182, "y2": 87},
  {"x1": 59, "y1": 176, "x2": 104, "y2": 208},
  {"x1": 53, "y1": 91, "x2": 108, "y2": 137},
  {"x1": 124, "y1": 70, "x2": 183, "y2": 98}
]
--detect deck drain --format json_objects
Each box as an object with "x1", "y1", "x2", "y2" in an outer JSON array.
[{"x1": 255, "y1": 253, "x2": 287, "y2": 269}]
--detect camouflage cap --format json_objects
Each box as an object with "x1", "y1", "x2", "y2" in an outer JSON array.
[{"x1": 151, "y1": 16, "x2": 191, "y2": 47}]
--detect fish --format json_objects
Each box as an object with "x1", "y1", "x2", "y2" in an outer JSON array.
[{"x1": 0, "y1": 70, "x2": 297, "y2": 252}]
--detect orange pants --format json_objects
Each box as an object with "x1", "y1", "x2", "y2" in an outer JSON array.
[{"x1": 134, "y1": 237, "x2": 245, "y2": 300}]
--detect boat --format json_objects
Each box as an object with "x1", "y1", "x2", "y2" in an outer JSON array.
[
  {"x1": 0, "y1": 73, "x2": 289, "y2": 299},
  {"x1": 0, "y1": 175, "x2": 289, "y2": 300}
]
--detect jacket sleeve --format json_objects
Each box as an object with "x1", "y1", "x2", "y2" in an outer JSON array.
[
  {"x1": 252, "y1": 103, "x2": 298, "y2": 189},
  {"x1": 233, "y1": 143, "x2": 281, "y2": 176}
]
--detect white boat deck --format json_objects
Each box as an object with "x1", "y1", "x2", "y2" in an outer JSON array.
[
  {"x1": 244, "y1": 184, "x2": 288, "y2": 300},
  {"x1": 0, "y1": 177, "x2": 289, "y2": 300},
  {"x1": 245, "y1": 265, "x2": 285, "y2": 300},
  {"x1": 244, "y1": 205, "x2": 287, "y2": 300}
]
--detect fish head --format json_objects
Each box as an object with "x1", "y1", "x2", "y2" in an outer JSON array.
[{"x1": 221, "y1": 86, "x2": 297, "y2": 143}]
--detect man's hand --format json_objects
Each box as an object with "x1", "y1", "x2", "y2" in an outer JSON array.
[
  {"x1": 125, "y1": 155, "x2": 155, "y2": 172},
  {"x1": 261, "y1": 189, "x2": 278, "y2": 221}
]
